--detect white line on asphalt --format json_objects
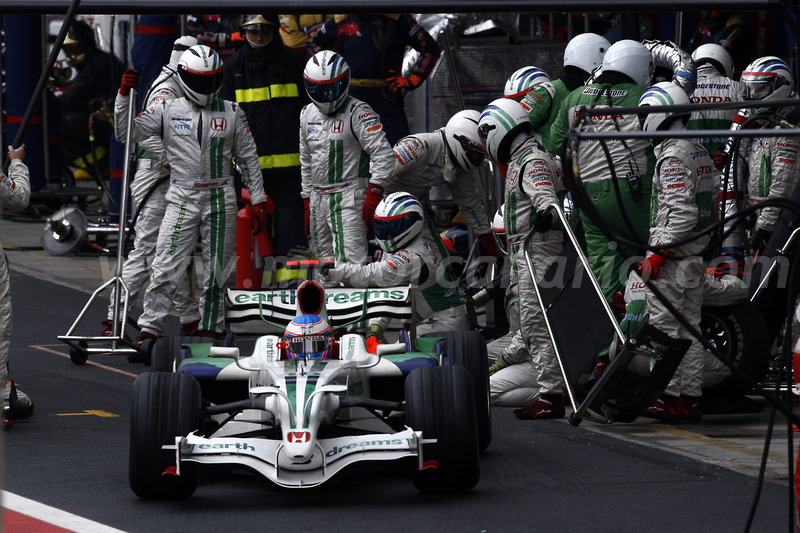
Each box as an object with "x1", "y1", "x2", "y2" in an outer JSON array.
[{"x1": 3, "y1": 491, "x2": 128, "y2": 533}]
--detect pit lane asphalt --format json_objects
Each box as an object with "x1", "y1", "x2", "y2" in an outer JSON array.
[{"x1": 1, "y1": 215, "x2": 796, "y2": 532}]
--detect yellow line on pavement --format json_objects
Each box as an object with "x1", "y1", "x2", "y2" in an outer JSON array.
[
  {"x1": 30, "y1": 344, "x2": 139, "y2": 378},
  {"x1": 649, "y1": 422, "x2": 790, "y2": 461}
]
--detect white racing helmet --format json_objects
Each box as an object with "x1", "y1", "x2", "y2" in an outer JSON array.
[
  {"x1": 691, "y1": 43, "x2": 735, "y2": 78},
  {"x1": 177, "y1": 44, "x2": 223, "y2": 107},
  {"x1": 373, "y1": 192, "x2": 424, "y2": 253},
  {"x1": 304, "y1": 50, "x2": 351, "y2": 114},
  {"x1": 503, "y1": 66, "x2": 550, "y2": 100},
  {"x1": 169, "y1": 35, "x2": 199, "y2": 68},
  {"x1": 478, "y1": 98, "x2": 531, "y2": 164},
  {"x1": 443, "y1": 109, "x2": 485, "y2": 174},
  {"x1": 740, "y1": 56, "x2": 794, "y2": 101},
  {"x1": 564, "y1": 33, "x2": 610, "y2": 76},
  {"x1": 601, "y1": 39, "x2": 654, "y2": 87},
  {"x1": 638, "y1": 81, "x2": 690, "y2": 133}
]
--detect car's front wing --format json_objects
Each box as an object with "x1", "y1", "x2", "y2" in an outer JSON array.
[{"x1": 173, "y1": 428, "x2": 422, "y2": 488}]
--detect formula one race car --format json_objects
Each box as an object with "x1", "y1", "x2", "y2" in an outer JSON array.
[{"x1": 129, "y1": 280, "x2": 490, "y2": 499}]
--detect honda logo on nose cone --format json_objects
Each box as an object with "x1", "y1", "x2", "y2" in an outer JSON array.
[
  {"x1": 331, "y1": 120, "x2": 343, "y2": 133},
  {"x1": 211, "y1": 117, "x2": 227, "y2": 131},
  {"x1": 288, "y1": 431, "x2": 310, "y2": 443}
]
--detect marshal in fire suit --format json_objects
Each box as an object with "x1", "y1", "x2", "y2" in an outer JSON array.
[
  {"x1": 116, "y1": 95, "x2": 266, "y2": 337},
  {"x1": 108, "y1": 37, "x2": 199, "y2": 334},
  {"x1": 300, "y1": 97, "x2": 394, "y2": 264},
  {"x1": 0, "y1": 145, "x2": 30, "y2": 391}
]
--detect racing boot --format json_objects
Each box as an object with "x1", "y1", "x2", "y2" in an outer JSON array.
[
  {"x1": 179, "y1": 319, "x2": 200, "y2": 336},
  {"x1": 513, "y1": 393, "x2": 565, "y2": 420},
  {"x1": 679, "y1": 394, "x2": 702, "y2": 422},
  {"x1": 643, "y1": 393, "x2": 681, "y2": 423},
  {"x1": 132, "y1": 331, "x2": 158, "y2": 364}
]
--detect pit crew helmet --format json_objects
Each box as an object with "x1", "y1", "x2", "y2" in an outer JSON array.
[
  {"x1": 503, "y1": 66, "x2": 550, "y2": 100},
  {"x1": 169, "y1": 35, "x2": 199, "y2": 68},
  {"x1": 304, "y1": 50, "x2": 351, "y2": 114},
  {"x1": 691, "y1": 43, "x2": 735, "y2": 78},
  {"x1": 443, "y1": 109, "x2": 485, "y2": 174},
  {"x1": 177, "y1": 44, "x2": 223, "y2": 107},
  {"x1": 374, "y1": 192, "x2": 424, "y2": 253},
  {"x1": 564, "y1": 33, "x2": 610, "y2": 76},
  {"x1": 478, "y1": 98, "x2": 531, "y2": 164},
  {"x1": 601, "y1": 39, "x2": 654, "y2": 87},
  {"x1": 283, "y1": 314, "x2": 333, "y2": 359},
  {"x1": 639, "y1": 81, "x2": 690, "y2": 133},
  {"x1": 740, "y1": 56, "x2": 794, "y2": 101}
]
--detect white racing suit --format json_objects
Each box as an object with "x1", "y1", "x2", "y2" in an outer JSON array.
[
  {"x1": 645, "y1": 138, "x2": 714, "y2": 398},
  {"x1": 0, "y1": 160, "x2": 30, "y2": 388},
  {"x1": 738, "y1": 131, "x2": 800, "y2": 233},
  {"x1": 388, "y1": 130, "x2": 492, "y2": 258},
  {"x1": 325, "y1": 237, "x2": 469, "y2": 336},
  {"x1": 300, "y1": 97, "x2": 394, "y2": 264},
  {"x1": 110, "y1": 65, "x2": 198, "y2": 327},
  {"x1": 624, "y1": 271, "x2": 747, "y2": 388},
  {"x1": 491, "y1": 138, "x2": 563, "y2": 406},
  {"x1": 117, "y1": 94, "x2": 266, "y2": 336},
  {"x1": 685, "y1": 65, "x2": 742, "y2": 157}
]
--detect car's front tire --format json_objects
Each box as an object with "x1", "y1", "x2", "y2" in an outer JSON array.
[
  {"x1": 129, "y1": 372, "x2": 200, "y2": 499},
  {"x1": 406, "y1": 365, "x2": 480, "y2": 492}
]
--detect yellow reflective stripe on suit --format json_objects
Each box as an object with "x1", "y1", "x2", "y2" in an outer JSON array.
[
  {"x1": 259, "y1": 153, "x2": 301, "y2": 169},
  {"x1": 235, "y1": 83, "x2": 300, "y2": 103}
]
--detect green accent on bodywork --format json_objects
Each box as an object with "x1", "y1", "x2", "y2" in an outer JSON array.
[
  {"x1": 382, "y1": 351, "x2": 438, "y2": 364},
  {"x1": 413, "y1": 336, "x2": 444, "y2": 354}
]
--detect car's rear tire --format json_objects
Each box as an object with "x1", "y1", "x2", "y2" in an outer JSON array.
[
  {"x1": 422, "y1": 331, "x2": 491, "y2": 451},
  {"x1": 406, "y1": 365, "x2": 479, "y2": 493},
  {"x1": 129, "y1": 372, "x2": 200, "y2": 499}
]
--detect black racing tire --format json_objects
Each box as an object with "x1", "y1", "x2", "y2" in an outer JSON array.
[
  {"x1": 129, "y1": 372, "x2": 201, "y2": 499},
  {"x1": 701, "y1": 303, "x2": 771, "y2": 394},
  {"x1": 405, "y1": 365, "x2": 480, "y2": 493},
  {"x1": 422, "y1": 331, "x2": 491, "y2": 451},
  {"x1": 69, "y1": 340, "x2": 88, "y2": 366},
  {"x1": 150, "y1": 336, "x2": 218, "y2": 372}
]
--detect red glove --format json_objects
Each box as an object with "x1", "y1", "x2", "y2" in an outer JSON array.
[
  {"x1": 385, "y1": 70, "x2": 423, "y2": 92},
  {"x1": 119, "y1": 68, "x2": 138, "y2": 96},
  {"x1": 303, "y1": 198, "x2": 311, "y2": 238},
  {"x1": 362, "y1": 183, "x2": 384, "y2": 228},
  {"x1": 637, "y1": 252, "x2": 669, "y2": 281},
  {"x1": 478, "y1": 233, "x2": 500, "y2": 257},
  {"x1": 251, "y1": 198, "x2": 273, "y2": 235}
]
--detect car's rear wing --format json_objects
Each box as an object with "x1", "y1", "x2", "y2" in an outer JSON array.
[{"x1": 225, "y1": 286, "x2": 413, "y2": 335}]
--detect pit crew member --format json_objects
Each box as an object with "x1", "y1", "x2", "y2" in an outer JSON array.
[
  {"x1": 323, "y1": 192, "x2": 469, "y2": 336},
  {"x1": 108, "y1": 35, "x2": 200, "y2": 339},
  {"x1": 636, "y1": 82, "x2": 715, "y2": 422},
  {"x1": 116, "y1": 44, "x2": 269, "y2": 342},
  {"x1": 300, "y1": 50, "x2": 394, "y2": 264},
  {"x1": 479, "y1": 98, "x2": 566, "y2": 418}
]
